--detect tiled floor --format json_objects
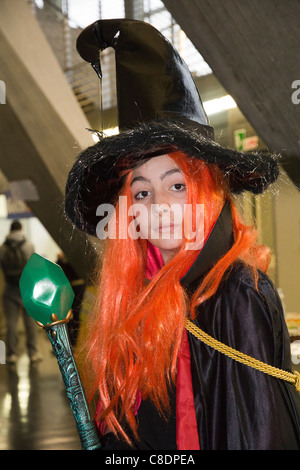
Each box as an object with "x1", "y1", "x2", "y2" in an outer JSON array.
[{"x1": 0, "y1": 328, "x2": 82, "y2": 450}]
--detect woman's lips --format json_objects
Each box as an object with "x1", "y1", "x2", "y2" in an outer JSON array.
[{"x1": 158, "y1": 224, "x2": 181, "y2": 233}]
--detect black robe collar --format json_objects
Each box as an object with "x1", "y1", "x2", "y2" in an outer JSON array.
[{"x1": 179, "y1": 200, "x2": 234, "y2": 292}]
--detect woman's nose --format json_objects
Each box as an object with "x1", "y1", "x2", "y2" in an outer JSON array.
[
  {"x1": 151, "y1": 199, "x2": 170, "y2": 216},
  {"x1": 152, "y1": 190, "x2": 171, "y2": 208}
]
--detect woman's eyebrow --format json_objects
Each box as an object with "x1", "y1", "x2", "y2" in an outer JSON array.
[
  {"x1": 131, "y1": 169, "x2": 182, "y2": 186},
  {"x1": 130, "y1": 175, "x2": 150, "y2": 186},
  {"x1": 160, "y1": 168, "x2": 182, "y2": 181}
]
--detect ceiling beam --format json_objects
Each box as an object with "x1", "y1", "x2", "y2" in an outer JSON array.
[{"x1": 163, "y1": 0, "x2": 300, "y2": 189}]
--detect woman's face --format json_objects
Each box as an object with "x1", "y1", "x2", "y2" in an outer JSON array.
[{"x1": 130, "y1": 154, "x2": 187, "y2": 263}]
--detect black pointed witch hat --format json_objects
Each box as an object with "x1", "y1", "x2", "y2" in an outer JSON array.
[{"x1": 65, "y1": 19, "x2": 279, "y2": 236}]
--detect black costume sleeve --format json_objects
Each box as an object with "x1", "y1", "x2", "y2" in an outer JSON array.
[{"x1": 188, "y1": 263, "x2": 300, "y2": 449}]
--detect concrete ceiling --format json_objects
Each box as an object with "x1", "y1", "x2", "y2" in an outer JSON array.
[
  {"x1": 162, "y1": 0, "x2": 300, "y2": 189},
  {"x1": 1, "y1": 0, "x2": 299, "y2": 285}
]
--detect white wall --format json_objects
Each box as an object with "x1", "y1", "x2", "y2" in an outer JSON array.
[{"x1": 274, "y1": 170, "x2": 300, "y2": 314}]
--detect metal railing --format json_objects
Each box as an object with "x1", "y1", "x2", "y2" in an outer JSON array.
[{"x1": 28, "y1": 0, "x2": 211, "y2": 114}]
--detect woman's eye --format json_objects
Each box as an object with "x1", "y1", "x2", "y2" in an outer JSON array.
[
  {"x1": 135, "y1": 190, "x2": 150, "y2": 200},
  {"x1": 171, "y1": 183, "x2": 186, "y2": 192}
]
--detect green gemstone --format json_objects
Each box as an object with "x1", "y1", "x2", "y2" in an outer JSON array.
[{"x1": 20, "y1": 253, "x2": 74, "y2": 326}]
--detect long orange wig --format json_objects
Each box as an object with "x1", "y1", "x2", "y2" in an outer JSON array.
[{"x1": 75, "y1": 151, "x2": 271, "y2": 443}]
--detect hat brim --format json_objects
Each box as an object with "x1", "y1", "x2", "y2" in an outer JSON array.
[{"x1": 65, "y1": 119, "x2": 279, "y2": 236}]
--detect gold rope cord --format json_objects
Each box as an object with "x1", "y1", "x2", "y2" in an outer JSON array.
[{"x1": 185, "y1": 319, "x2": 300, "y2": 392}]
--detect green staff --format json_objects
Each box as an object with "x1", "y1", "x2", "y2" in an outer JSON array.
[{"x1": 20, "y1": 253, "x2": 101, "y2": 451}]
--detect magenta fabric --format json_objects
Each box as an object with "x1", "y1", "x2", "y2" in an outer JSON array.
[
  {"x1": 145, "y1": 241, "x2": 164, "y2": 279},
  {"x1": 176, "y1": 328, "x2": 200, "y2": 449}
]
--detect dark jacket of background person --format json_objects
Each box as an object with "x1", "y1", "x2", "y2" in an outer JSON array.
[{"x1": 0, "y1": 220, "x2": 39, "y2": 362}]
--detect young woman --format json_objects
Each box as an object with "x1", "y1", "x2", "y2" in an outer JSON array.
[{"x1": 65, "y1": 19, "x2": 300, "y2": 449}]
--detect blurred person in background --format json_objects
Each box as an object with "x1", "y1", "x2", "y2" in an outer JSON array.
[{"x1": 0, "y1": 220, "x2": 42, "y2": 364}]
